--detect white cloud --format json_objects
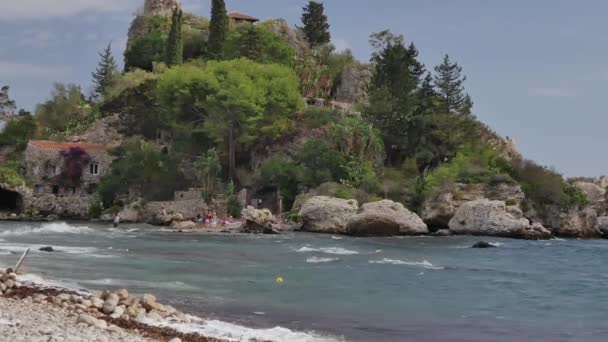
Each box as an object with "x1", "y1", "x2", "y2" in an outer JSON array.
[
  {"x1": 332, "y1": 38, "x2": 352, "y2": 52},
  {"x1": 0, "y1": 61, "x2": 73, "y2": 79},
  {"x1": 0, "y1": 0, "x2": 139, "y2": 19},
  {"x1": 530, "y1": 87, "x2": 575, "y2": 98}
]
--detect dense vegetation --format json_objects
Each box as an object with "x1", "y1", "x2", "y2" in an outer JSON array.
[{"x1": 0, "y1": 0, "x2": 589, "y2": 220}]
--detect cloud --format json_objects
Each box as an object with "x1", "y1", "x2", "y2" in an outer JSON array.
[
  {"x1": 332, "y1": 38, "x2": 352, "y2": 52},
  {"x1": 0, "y1": 61, "x2": 73, "y2": 79},
  {"x1": 0, "y1": 0, "x2": 139, "y2": 19},
  {"x1": 530, "y1": 87, "x2": 575, "y2": 98}
]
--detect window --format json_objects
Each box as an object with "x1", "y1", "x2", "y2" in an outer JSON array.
[{"x1": 90, "y1": 163, "x2": 99, "y2": 175}]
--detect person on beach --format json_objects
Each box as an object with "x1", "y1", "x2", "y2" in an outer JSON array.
[{"x1": 113, "y1": 214, "x2": 121, "y2": 228}]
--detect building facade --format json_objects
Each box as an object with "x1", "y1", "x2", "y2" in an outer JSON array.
[{"x1": 23, "y1": 140, "x2": 113, "y2": 217}]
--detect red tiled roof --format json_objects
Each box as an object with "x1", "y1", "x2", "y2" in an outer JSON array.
[
  {"x1": 29, "y1": 140, "x2": 108, "y2": 152},
  {"x1": 228, "y1": 12, "x2": 259, "y2": 22}
]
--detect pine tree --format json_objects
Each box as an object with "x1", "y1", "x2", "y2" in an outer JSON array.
[
  {"x1": 165, "y1": 8, "x2": 184, "y2": 66},
  {"x1": 240, "y1": 26, "x2": 261, "y2": 61},
  {"x1": 433, "y1": 54, "x2": 469, "y2": 114},
  {"x1": 208, "y1": 0, "x2": 228, "y2": 59},
  {"x1": 301, "y1": 1, "x2": 331, "y2": 48},
  {"x1": 91, "y1": 43, "x2": 118, "y2": 99}
]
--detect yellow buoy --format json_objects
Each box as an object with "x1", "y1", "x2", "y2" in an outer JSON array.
[{"x1": 276, "y1": 277, "x2": 284, "y2": 284}]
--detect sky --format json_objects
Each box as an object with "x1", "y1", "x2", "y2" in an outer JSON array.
[{"x1": 1, "y1": 0, "x2": 607, "y2": 177}]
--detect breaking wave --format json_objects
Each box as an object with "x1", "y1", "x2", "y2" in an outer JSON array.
[
  {"x1": 0, "y1": 222, "x2": 93, "y2": 236},
  {"x1": 369, "y1": 258, "x2": 444, "y2": 270},
  {"x1": 306, "y1": 257, "x2": 340, "y2": 264},
  {"x1": 79, "y1": 278, "x2": 199, "y2": 291},
  {"x1": 296, "y1": 246, "x2": 359, "y2": 255}
]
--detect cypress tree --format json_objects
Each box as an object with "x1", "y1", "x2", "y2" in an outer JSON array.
[
  {"x1": 91, "y1": 43, "x2": 118, "y2": 98},
  {"x1": 301, "y1": 1, "x2": 331, "y2": 48},
  {"x1": 240, "y1": 26, "x2": 261, "y2": 61},
  {"x1": 433, "y1": 54, "x2": 469, "y2": 114},
  {"x1": 165, "y1": 8, "x2": 184, "y2": 66},
  {"x1": 208, "y1": 0, "x2": 228, "y2": 59}
]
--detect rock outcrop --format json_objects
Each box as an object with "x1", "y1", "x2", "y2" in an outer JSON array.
[
  {"x1": 448, "y1": 199, "x2": 551, "y2": 239},
  {"x1": 335, "y1": 63, "x2": 373, "y2": 104},
  {"x1": 574, "y1": 181, "x2": 606, "y2": 204},
  {"x1": 553, "y1": 208, "x2": 602, "y2": 238},
  {"x1": 299, "y1": 196, "x2": 358, "y2": 234},
  {"x1": 264, "y1": 19, "x2": 309, "y2": 58},
  {"x1": 422, "y1": 183, "x2": 525, "y2": 229},
  {"x1": 240, "y1": 206, "x2": 278, "y2": 234},
  {"x1": 596, "y1": 216, "x2": 608, "y2": 236},
  {"x1": 346, "y1": 200, "x2": 428, "y2": 236}
]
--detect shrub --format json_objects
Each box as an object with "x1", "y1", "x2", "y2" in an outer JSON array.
[
  {"x1": 0, "y1": 162, "x2": 25, "y2": 187},
  {"x1": 0, "y1": 115, "x2": 37, "y2": 151}
]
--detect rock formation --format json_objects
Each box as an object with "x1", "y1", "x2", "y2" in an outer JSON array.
[
  {"x1": 240, "y1": 206, "x2": 278, "y2": 234},
  {"x1": 346, "y1": 200, "x2": 428, "y2": 236},
  {"x1": 127, "y1": 0, "x2": 181, "y2": 50},
  {"x1": 335, "y1": 63, "x2": 373, "y2": 104},
  {"x1": 299, "y1": 196, "x2": 359, "y2": 233},
  {"x1": 422, "y1": 182, "x2": 525, "y2": 229},
  {"x1": 264, "y1": 19, "x2": 310, "y2": 58},
  {"x1": 448, "y1": 199, "x2": 551, "y2": 239}
]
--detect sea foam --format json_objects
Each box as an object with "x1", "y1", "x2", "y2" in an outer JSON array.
[
  {"x1": 0, "y1": 222, "x2": 93, "y2": 236},
  {"x1": 296, "y1": 246, "x2": 359, "y2": 255},
  {"x1": 369, "y1": 258, "x2": 444, "y2": 270},
  {"x1": 139, "y1": 317, "x2": 343, "y2": 342},
  {"x1": 306, "y1": 257, "x2": 340, "y2": 264}
]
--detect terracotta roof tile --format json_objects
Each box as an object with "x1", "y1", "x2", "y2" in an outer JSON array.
[
  {"x1": 228, "y1": 12, "x2": 259, "y2": 21},
  {"x1": 29, "y1": 140, "x2": 108, "y2": 152}
]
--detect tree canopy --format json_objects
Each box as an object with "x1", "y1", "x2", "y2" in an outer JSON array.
[{"x1": 301, "y1": 1, "x2": 331, "y2": 47}]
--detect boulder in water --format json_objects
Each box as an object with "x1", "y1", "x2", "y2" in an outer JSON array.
[
  {"x1": 472, "y1": 241, "x2": 496, "y2": 248},
  {"x1": 299, "y1": 196, "x2": 359, "y2": 234},
  {"x1": 39, "y1": 246, "x2": 56, "y2": 252},
  {"x1": 345, "y1": 200, "x2": 428, "y2": 236}
]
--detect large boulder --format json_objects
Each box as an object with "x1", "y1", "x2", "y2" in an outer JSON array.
[
  {"x1": 449, "y1": 199, "x2": 551, "y2": 239},
  {"x1": 553, "y1": 208, "x2": 602, "y2": 238},
  {"x1": 299, "y1": 196, "x2": 359, "y2": 234},
  {"x1": 171, "y1": 220, "x2": 196, "y2": 230},
  {"x1": 346, "y1": 200, "x2": 428, "y2": 236},
  {"x1": 264, "y1": 19, "x2": 309, "y2": 58},
  {"x1": 241, "y1": 206, "x2": 277, "y2": 234}
]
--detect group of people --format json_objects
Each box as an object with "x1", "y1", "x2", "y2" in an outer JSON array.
[{"x1": 196, "y1": 210, "x2": 235, "y2": 227}]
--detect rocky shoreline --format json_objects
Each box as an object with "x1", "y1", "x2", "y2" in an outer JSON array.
[{"x1": 0, "y1": 269, "x2": 223, "y2": 342}]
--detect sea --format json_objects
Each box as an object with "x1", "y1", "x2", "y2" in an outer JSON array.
[{"x1": 0, "y1": 221, "x2": 606, "y2": 342}]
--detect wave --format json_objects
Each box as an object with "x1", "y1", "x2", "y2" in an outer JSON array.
[
  {"x1": 306, "y1": 257, "x2": 340, "y2": 264},
  {"x1": 79, "y1": 278, "x2": 199, "y2": 291},
  {"x1": 139, "y1": 317, "x2": 343, "y2": 342},
  {"x1": 296, "y1": 246, "x2": 359, "y2": 255},
  {"x1": 0, "y1": 222, "x2": 93, "y2": 237},
  {"x1": 0, "y1": 243, "x2": 97, "y2": 255},
  {"x1": 489, "y1": 242, "x2": 504, "y2": 247},
  {"x1": 369, "y1": 258, "x2": 444, "y2": 270},
  {"x1": 330, "y1": 236, "x2": 343, "y2": 240}
]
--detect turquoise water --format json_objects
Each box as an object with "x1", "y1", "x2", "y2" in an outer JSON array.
[{"x1": 0, "y1": 221, "x2": 607, "y2": 341}]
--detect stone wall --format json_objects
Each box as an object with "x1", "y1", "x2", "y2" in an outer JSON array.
[{"x1": 26, "y1": 194, "x2": 94, "y2": 218}]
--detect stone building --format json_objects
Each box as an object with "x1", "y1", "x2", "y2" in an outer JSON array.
[{"x1": 23, "y1": 140, "x2": 113, "y2": 217}]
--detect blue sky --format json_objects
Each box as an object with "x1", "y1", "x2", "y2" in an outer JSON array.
[{"x1": 1, "y1": 0, "x2": 606, "y2": 176}]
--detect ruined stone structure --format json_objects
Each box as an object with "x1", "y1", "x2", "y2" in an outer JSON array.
[
  {"x1": 23, "y1": 141, "x2": 113, "y2": 218},
  {"x1": 143, "y1": 0, "x2": 180, "y2": 16}
]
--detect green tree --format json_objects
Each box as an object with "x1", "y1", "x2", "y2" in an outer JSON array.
[
  {"x1": 195, "y1": 148, "x2": 222, "y2": 201},
  {"x1": 208, "y1": 0, "x2": 228, "y2": 59},
  {"x1": 364, "y1": 31, "x2": 426, "y2": 166},
  {"x1": 98, "y1": 138, "x2": 185, "y2": 206},
  {"x1": 433, "y1": 54, "x2": 471, "y2": 115},
  {"x1": 92, "y1": 43, "x2": 119, "y2": 99},
  {"x1": 301, "y1": 1, "x2": 331, "y2": 47},
  {"x1": 35, "y1": 83, "x2": 89, "y2": 133},
  {"x1": 226, "y1": 181, "x2": 242, "y2": 217},
  {"x1": 224, "y1": 25, "x2": 296, "y2": 66},
  {"x1": 165, "y1": 9, "x2": 184, "y2": 66},
  {"x1": 240, "y1": 26, "x2": 261, "y2": 61},
  {"x1": 156, "y1": 59, "x2": 303, "y2": 181},
  {"x1": 0, "y1": 115, "x2": 37, "y2": 151},
  {"x1": 124, "y1": 32, "x2": 166, "y2": 71}
]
